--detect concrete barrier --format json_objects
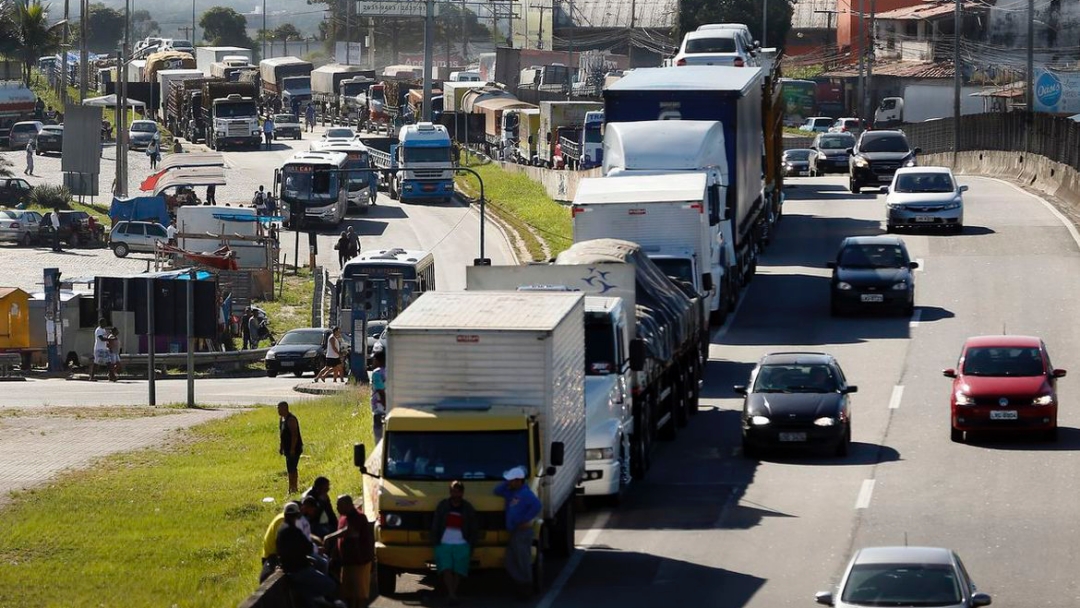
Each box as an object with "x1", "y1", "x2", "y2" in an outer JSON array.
[
  {"x1": 924, "y1": 151, "x2": 1080, "y2": 217},
  {"x1": 237, "y1": 571, "x2": 294, "y2": 608},
  {"x1": 495, "y1": 161, "x2": 602, "y2": 203}
]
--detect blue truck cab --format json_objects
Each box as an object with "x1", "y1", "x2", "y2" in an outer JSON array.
[{"x1": 395, "y1": 122, "x2": 455, "y2": 204}]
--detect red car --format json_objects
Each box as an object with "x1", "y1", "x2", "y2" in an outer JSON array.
[{"x1": 945, "y1": 335, "x2": 1066, "y2": 442}]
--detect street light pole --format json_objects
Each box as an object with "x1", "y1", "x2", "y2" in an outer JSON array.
[
  {"x1": 865, "y1": 0, "x2": 875, "y2": 122},
  {"x1": 1026, "y1": 0, "x2": 1034, "y2": 152},
  {"x1": 856, "y1": 0, "x2": 865, "y2": 120},
  {"x1": 262, "y1": 0, "x2": 267, "y2": 59},
  {"x1": 422, "y1": 0, "x2": 434, "y2": 121},
  {"x1": 952, "y1": 0, "x2": 961, "y2": 166},
  {"x1": 453, "y1": 166, "x2": 488, "y2": 265}
]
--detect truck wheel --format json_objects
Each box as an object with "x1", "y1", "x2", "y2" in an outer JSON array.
[
  {"x1": 709, "y1": 305, "x2": 727, "y2": 326},
  {"x1": 547, "y1": 499, "x2": 575, "y2": 558},
  {"x1": 630, "y1": 397, "x2": 653, "y2": 480},
  {"x1": 531, "y1": 530, "x2": 546, "y2": 593},
  {"x1": 658, "y1": 385, "x2": 679, "y2": 441},
  {"x1": 375, "y1": 563, "x2": 397, "y2": 596},
  {"x1": 674, "y1": 372, "x2": 689, "y2": 429}
]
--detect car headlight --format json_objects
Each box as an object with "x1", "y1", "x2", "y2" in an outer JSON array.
[
  {"x1": 854, "y1": 157, "x2": 868, "y2": 168},
  {"x1": 813, "y1": 417, "x2": 837, "y2": 427},
  {"x1": 750, "y1": 415, "x2": 771, "y2": 426},
  {"x1": 1033, "y1": 394, "x2": 1055, "y2": 406},
  {"x1": 265, "y1": 351, "x2": 276, "y2": 360},
  {"x1": 955, "y1": 391, "x2": 975, "y2": 406},
  {"x1": 817, "y1": 152, "x2": 827, "y2": 160},
  {"x1": 836, "y1": 281, "x2": 853, "y2": 291},
  {"x1": 943, "y1": 201, "x2": 961, "y2": 210},
  {"x1": 585, "y1": 447, "x2": 615, "y2": 461},
  {"x1": 304, "y1": 349, "x2": 318, "y2": 358},
  {"x1": 892, "y1": 281, "x2": 909, "y2": 290}
]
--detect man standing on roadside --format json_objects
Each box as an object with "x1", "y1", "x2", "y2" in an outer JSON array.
[
  {"x1": 263, "y1": 115, "x2": 275, "y2": 150},
  {"x1": 345, "y1": 225, "x2": 361, "y2": 261},
  {"x1": 306, "y1": 102, "x2": 316, "y2": 133},
  {"x1": 278, "y1": 401, "x2": 303, "y2": 494},
  {"x1": 248, "y1": 311, "x2": 263, "y2": 349},
  {"x1": 494, "y1": 466, "x2": 541, "y2": 599},
  {"x1": 50, "y1": 209, "x2": 61, "y2": 252},
  {"x1": 89, "y1": 318, "x2": 110, "y2": 382},
  {"x1": 432, "y1": 481, "x2": 477, "y2": 605}
]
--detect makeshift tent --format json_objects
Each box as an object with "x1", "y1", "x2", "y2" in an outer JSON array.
[
  {"x1": 152, "y1": 167, "x2": 227, "y2": 196},
  {"x1": 140, "y1": 152, "x2": 225, "y2": 192},
  {"x1": 109, "y1": 196, "x2": 169, "y2": 225}
]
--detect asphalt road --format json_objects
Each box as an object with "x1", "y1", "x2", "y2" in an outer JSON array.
[{"x1": 368, "y1": 174, "x2": 1080, "y2": 608}]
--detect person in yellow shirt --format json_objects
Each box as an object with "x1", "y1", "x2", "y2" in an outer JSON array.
[{"x1": 260, "y1": 506, "x2": 291, "y2": 582}]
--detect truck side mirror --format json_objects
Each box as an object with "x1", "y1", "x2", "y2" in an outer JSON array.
[
  {"x1": 629, "y1": 338, "x2": 647, "y2": 372},
  {"x1": 353, "y1": 443, "x2": 366, "y2": 468},
  {"x1": 702, "y1": 273, "x2": 714, "y2": 292},
  {"x1": 549, "y1": 441, "x2": 565, "y2": 467}
]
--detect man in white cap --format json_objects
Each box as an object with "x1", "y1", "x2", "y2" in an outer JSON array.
[{"x1": 494, "y1": 465, "x2": 542, "y2": 598}]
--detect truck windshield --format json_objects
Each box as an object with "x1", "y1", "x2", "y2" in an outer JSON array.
[
  {"x1": 344, "y1": 154, "x2": 372, "y2": 190},
  {"x1": 216, "y1": 102, "x2": 256, "y2": 118},
  {"x1": 651, "y1": 258, "x2": 695, "y2": 286},
  {"x1": 284, "y1": 77, "x2": 311, "y2": 90},
  {"x1": 403, "y1": 146, "x2": 451, "y2": 163},
  {"x1": 282, "y1": 168, "x2": 337, "y2": 201},
  {"x1": 384, "y1": 430, "x2": 529, "y2": 481},
  {"x1": 342, "y1": 82, "x2": 370, "y2": 96},
  {"x1": 584, "y1": 126, "x2": 602, "y2": 144},
  {"x1": 585, "y1": 316, "x2": 617, "y2": 375},
  {"x1": 371, "y1": 89, "x2": 385, "y2": 102}
]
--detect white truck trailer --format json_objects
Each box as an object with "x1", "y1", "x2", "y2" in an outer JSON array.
[{"x1": 195, "y1": 46, "x2": 252, "y2": 76}]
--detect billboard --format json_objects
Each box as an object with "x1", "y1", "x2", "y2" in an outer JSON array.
[
  {"x1": 335, "y1": 42, "x2": 363, "y2": 65},
  {"x1": 1033, "y1": 67, "x2": 1080, "y2": 114}
]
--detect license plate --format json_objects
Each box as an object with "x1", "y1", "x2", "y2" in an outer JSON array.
[
  {"x1": 915, "y1": 216, "x2": 935, "y2": 223},
  {"x1": 990, "y1": 410, "x2": 1018, "y2": 420},
  {"x1": 860, "y1": 294, "x2": 884, "y2": 303},
  {"x1": 779, "y1": 432, "x2": 807, "y2": 442},
  {"x1": 422, "y1": 184, "x2": 435, "y2": 191},
  {"x1": 279, "y1": 361, "x2": 294, "y2": 367}
]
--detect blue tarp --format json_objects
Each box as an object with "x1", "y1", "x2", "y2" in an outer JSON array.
[{"x1": 110, "y1": 196, "x2": 168, "y2": 225}]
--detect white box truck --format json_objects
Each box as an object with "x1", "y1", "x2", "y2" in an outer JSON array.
[
  {"x1": 157, "y1": 68, "x2": 205, "y2": 117},
  {"x1": 355, "y1": 290, "x2": 585, "y2": 594},
  {"x1": 537, "y1": 100, "x2": 602, "y2": 167},
  {"x1": 195, "y1": 46, "x2": 252, "y2": 76}
]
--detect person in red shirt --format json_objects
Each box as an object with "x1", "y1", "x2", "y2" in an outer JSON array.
[
  {"x1": 325, "y1": 494, "x2": 374, "y2": 608},
  {"x1": 431, "y1": 481, "x2": 478, "y2": 605}
]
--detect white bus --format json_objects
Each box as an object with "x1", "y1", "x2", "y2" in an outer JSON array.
[
  {"x1": 276, "y1": 151, "x2": 349, "y2": 228},
  {"x1": 336, "y1": 247, "x2": 436, "y2": 327},
  {"x1": 316, "y1": 141, "x2": 379, "y2": 209}
]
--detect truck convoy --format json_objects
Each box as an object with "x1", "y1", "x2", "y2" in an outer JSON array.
[
  {"x1": 195, "y1": 46, "x2": 252, "y2": 76},
  {"x1": 558, "y1": 109, "x2": 604, "y2": 169},
  {"x1": 259, "y1": 56, "x2": 314, "y2": 107},
  {"x1": 311, "y1": 64, "x2": 376, "y2": 122},
  {"x1": 201, "y1": 82, "x2": 261, "y2": 150},
  {"x1": 368, "y1": 122, "x2": 455, "y2": 203},
  {"x1": 538, "y1": 101, "x2": 603, "y2": 168},
  {"x1": 356, "y1": 290, "x2": 585, "y2": 595}
]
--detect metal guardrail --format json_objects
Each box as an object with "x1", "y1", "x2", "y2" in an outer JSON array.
[{"x1": 118, "y1": 348, "x2": 269, "y2": 367}]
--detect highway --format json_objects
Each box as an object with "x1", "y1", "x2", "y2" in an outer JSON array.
[{"x1": 371, "y1": 173, "x2": 1080, "y2": 607}]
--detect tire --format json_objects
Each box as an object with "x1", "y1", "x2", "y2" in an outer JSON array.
[
  {"x1": 834, "y1": 426, "x2": 851, "y2": 457},
  {"x1": 950, "y1": 426, "x2": 964, "y2": 443},
  {"x1": 69, "y1": 233, "x2": 80, "y2": 248},
  {"x1": 630, "y1": 396, "x2": 653, "y2": 480},
  {"x1": 1044, "y1": 426, "x2": 1058, "y2": 442},
  {"x1": 688, "y1": 357, "x2": 701, "y2": 415},
  {"x1": 113, "y1": 242, "x2": 129, "y2": 257},
  {"x1": 953, "y1": 224, "x2": 964, "y2": 235},
  {"x1": 547, "y1": 499, "x2": 575, "y2": 558},
  {"x1": 709, "y1": 305, "x2": 727, "y2": 326},
  {"x1": 849, "y1": 177, "x2": 860, "y2": 194},
  {"x1": 19, "y1": 232, "x2": 31, "y2": 246},
  {"x1": 885, "y1": 223, "x2": 894, "y2": 233},
  {"x1": 295, "y1": 134, "x2": 300, "y2": 140},
  {"x1": 742, "y1": 437, "x2": 759, "y2": 458},
  {"x1": 293, "y1": 370, "x2": 304, "y2": 378},
  {"x1": 658, "y1": 387, "x2": 678, "y2": 441},
  {"x1": 675, "y1": 372, "x2": 690, "y2": 428},
  {"x1": 903, "y1": 302, "x2": 915, "y2": 317},
  {"x1": 375, "y1": 563, "x2": 397, "y2": 596},
  {"x1": 267, "y1": 370, "x2": 278, "y2": 378}
]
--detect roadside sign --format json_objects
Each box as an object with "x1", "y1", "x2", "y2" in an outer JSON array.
[{"x1": 356, "y1": 0, "x2": 438, "y2": 17}]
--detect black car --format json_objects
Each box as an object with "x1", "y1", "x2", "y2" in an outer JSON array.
[
  {"x1": 808, "y1": 132, "x2": 856, "y2": 176},
  {"x1": 735, "y1": 352, "x2": 857, "y2": 457},
  {"x1": 847, "y1": 130, "x2": 921, "y2": 193},
  {"x1": 38, "y1": 210, "x2": 106, "y2": 248},
  {"x1": 829, "y1": 236, "x2": 918, "y2": 316},
  {"x1": 35, "y1": 125, "x2": 63, "y2": 154},
  {"x1": 265, "y1": 328, "x2": 350, "y2": 377},
  {"x1": 782, "y1": 148, "x2": 813, "y2": 177},
  {"x1": 0, "y1": 177, "x2": 33, "y2": 206}
]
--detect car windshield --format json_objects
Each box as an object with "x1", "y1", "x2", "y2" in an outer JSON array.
[
  {"x1": 841, "y1": 563, "x2": 962, "y2": 606},
  {"x1": 820, "y1": 136, "x2": 855, "y2": 150},
  {"x1": 785, "y1": 150, "x2": 812, "y2": 161},
  {"x1": 327, "y1": 129, "x2": 355, "y2": 139},
  {"x1": 861, "y1": 135, "x2": 909, "y2": 153},
  {"x1": 752, "y1": 363, "x2": 838, "y2": 393},
  {"x1": 274, "y1": 114, "x2": 295, "y2": 123},
  {"x1": 894, "y1": 173, "x2": 954, "y2": 193},
  {"x1": 12, "y1": 124, "x2": 37, "y2": 133},
  {"x1": 686, "y1": 37, "x2": 737, "y2": 53},
  {"x1": 131, "y1": 122, "x2": 157, "y2": 132},
  {"x1": 383, "y1": 430, "x2": 529, "y2": 481},
  {"x1": 839, "y1": 244, "x2": 909, "y2": 269},
  {"x1": 277, "y1": 330, "x2": 325, "y2": 346},
  {"x1": 962, "y1": 346, "x2": 1045, "y2": 376}
]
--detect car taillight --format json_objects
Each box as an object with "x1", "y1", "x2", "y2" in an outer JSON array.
[
  {"x1": 676, "y1": 58, "x2": 687, "y2": 66},
  {"x1": 734, "y1": 57, "x2": 745, "y2": 67},
  {"x1": 9, "y1": 222, "x2": 18, "y2": 229}
]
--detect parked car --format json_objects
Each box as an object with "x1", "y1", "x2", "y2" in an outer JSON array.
[
  {"x1": 828, "y1": 117, "x2": 862, "y2": 135},
  {"x1": 782, "y1": 149, "x2": 813, "y2": 177},
  {"x1": 110, "y1": 220, "x2": 169, "y2": 257},
  {"x1": 885, "y1": 166, "x2": 967, "y2": 233},
  {"x1": 128, "y1": 120, "x2": 159, "y2": 150},
  {"x1": 273, "y1": 113, "x2": 302, "y2": 140},
  {"x1": 674, "y1": 28, "x2": 757, "y2": 67},
  {"x1": 265, "y1": 328, "x2": 350, "y2": 378},
  {"x1": 38, "y1": 210, "x2": 106, "y2": 248},
  {"x1": 8, "y1": 120, "x2": 43, "y2": 150},
  {"x1": 0, "y1": 209, "x2": 43, "y2": 245},
  {"x1": 735, "y1": 352, "x2": 857, "y2": 457},
  {"x1": 808, "y1": 132, "x2": 856, "y2": 176},
  {"x1": 829, "y1": 236, "x2": 918, "y2": 316},
  {"x1": 799, "y1": 117, "x2": 834, "y2": 133},
  {"x1": 0, "y1": 177, "x2": 33, "y2": 206},
  {"x1": 815, "y1": 546, "x2": 992, "y2": 608},
  {"x1": 945, "y1": 335, "x2": 1066, "y2": 443},
  {"x1": 35, "y1": 124, "x2": 63, "y2": 154},
  {"x1": 848, "y1": 129, "x2": 920, "y2": 194}
]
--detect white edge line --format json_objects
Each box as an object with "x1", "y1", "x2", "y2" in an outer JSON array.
[
  {"x1": 536, "y1": 509, "x2": 613, "y2": 608},
  {"x1": 710, "y1": 286, "x2": 750, "y2": 342},
  {"x1": 909, "y1": 309, "x2": 922, "y2": 327},
  {"x1": 855, "y1": 479, "x2": 876, "y2": 509},
  {"x1": 996, "y1": 178, "x2": 1080, "y2": 249},
  {"x1": 888, "y1": 385, "x2": 904, "y2": 410}
]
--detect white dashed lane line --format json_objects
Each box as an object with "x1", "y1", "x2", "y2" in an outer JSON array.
[
  {"x1": 855, "y1": 479, "x2": 876, "y2": 509},
  {"x1": 888, "y1": 385, "x2": 904, "y2": 410}
]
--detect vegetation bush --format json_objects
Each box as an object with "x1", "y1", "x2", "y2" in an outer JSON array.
[{"x1": 29, "y1": 184, "x2": 72, "y2": 210}]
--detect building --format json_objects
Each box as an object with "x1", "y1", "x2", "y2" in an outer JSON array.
[
  {"x1": 874, "y1": 1, "x2": 987, "y2": 63},
  {"x1": 548, "y1": 0, "x2": 678, "y2": 67},
  {"x1": 835, "y1": 0, "x2": 924, "y2": 60}
]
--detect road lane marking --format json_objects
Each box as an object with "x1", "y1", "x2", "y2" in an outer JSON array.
[
  {"x1": 998, "y1": 179, "x2": 1080, "y2": 248},
  {"x1": 710, "y1": 285, "x2": 749, "y2": 342},
  {"x1": 855, "y1": 480, "x2": 876, "y2": 509},
  {"x1": 888, "y1": 385, "x2": 904, "y2": 409},
  {"x1": 536, "y1": 509, "x2": 613, "y2": 608},
  {"x1": 909, "y1": 309, "x2": 922, "y2": 327}
]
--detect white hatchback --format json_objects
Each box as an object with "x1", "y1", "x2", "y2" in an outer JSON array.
[{"x1": 674, "y1": 29, "x2": 758, "y2": 67}]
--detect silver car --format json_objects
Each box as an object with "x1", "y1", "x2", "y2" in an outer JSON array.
[
  {"x1": 110, "y1": 220, "x2": 169, "y2": 257},
  {"x1": 0, "y1": 209, "x2": 43, "y2": 245},
  {"x1": 885, "y1": 167, "x2": 967, "y2": 233},
  {"x1": 8, "y1": 120, "x2": 43, "y2": 150},
  {"x1": 128, "y1": 120, "x2": 159, "y2": 150},
  {"x1": 816, "y1": 546, "x2": 991, "y2": 608}
]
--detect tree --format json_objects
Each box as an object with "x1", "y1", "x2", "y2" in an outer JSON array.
[
  {"x1": 199, "y1": 6, "x2": 253, "y2": 47},
  {"x1": 274, "y1": 23, "x2": 301, "y2": 41},
  {"x1": 678, "y1": 0, "x2": 793, "y2": 53},
  {"x1": 131, "y1": 9, "x2": 160, "y2": 41},
  {"x1": 0, "y1": 0, "x2": 64, "y2": 87},
  {"x1": 82, "y1": 3, "x2": 123, "y2": 53}
]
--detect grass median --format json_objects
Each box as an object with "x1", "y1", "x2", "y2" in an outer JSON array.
[
  {"x1": 0, "y1": 392, "x2": 374, "y2": 608},
  {"x1": 455, "y1": 158, "x2": 572, "y2": 261}
]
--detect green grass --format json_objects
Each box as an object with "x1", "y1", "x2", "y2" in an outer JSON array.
[
  {"x1": 0, "y1": 393, "x2": 374, "y2": 608},
  {"x1": 23, "y1": 199, "x2": 110, "y2": 223},
  {"x1": 455, "y1": 158, "x2": 573, "y2": 261},
  {"x1": 256, "y1": 266, "x2": 316, "y2": 336}
]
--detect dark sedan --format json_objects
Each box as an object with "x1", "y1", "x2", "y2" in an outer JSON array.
[
  {"x1": 735, "y1": 352, "x2": 857, "y2": 457},
  {"x1": 264, "y1": 328, "x2": 341, "y2": 378},
  {"x1": 782, "y1": 148, "x2": 813, "y2": 177},
  {"x1": 809, "y1": 132, "x2": 856, "y2": 176},
  {"x1": 848, "y1": 130, "x2": 921, "y2": 193},
  {"x1": 35, "y1": 125, "x2": 63, "y2": 154},
  {"x1": 829, "y1": 236, "x2": 917, "y2": 316}
]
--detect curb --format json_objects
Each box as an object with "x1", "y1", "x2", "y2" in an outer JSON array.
[{"x1": 292, "y1": 382, "x2": 356, "y2": 395}]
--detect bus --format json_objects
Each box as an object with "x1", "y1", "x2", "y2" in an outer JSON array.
[
  {"x1": 275, "y1": 151, "x2": 349, "y2": 228},
  {"x1": 317, "y1": 141, "x2": 379, "y2": 209},
  {"x1": 779, "y1": 78, "x2": 817, "y2": 126}
]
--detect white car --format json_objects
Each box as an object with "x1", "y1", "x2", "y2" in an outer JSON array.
[
  {"x1": 799, "y1": 117, "x2": 834, "y2": 133},
  {"x1": 311, "y1": 127, "x2": 358, "y2": 151},
  {"x1": 885, "y1": 167, "x2": 967, "y2": 234},
  {"x1": 674, "y1": 29, "x2": 758, "y2": 67}
]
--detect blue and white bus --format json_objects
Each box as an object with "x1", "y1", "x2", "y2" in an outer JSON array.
[
  {"x1": 317, "y1": 141, "x2": 379, "y2": 209},
  {"x1": 276, "y1": 151, "x2": 349, "y2": 228}
]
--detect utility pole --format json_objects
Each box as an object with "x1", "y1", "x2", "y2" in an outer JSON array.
[
  {"x1": 179, "y1": 25, "x2": 193, "y2": 40},
  {"x1": 856, "y1": 0, "x2": 865, "y2": 121},
  {"x1": 422, "y1": 0, "x2": 434, "y2": 121},
  {"x1": 368, "y1": 18, "x2": 376, "y2": 70},
  {"x1": 345, "y1": 0, "x2": 352, "y2": 65},
  {"x1": 192, "y1": 0, "x2": 196, "y2": 43},
  {"x1": 61, "y1": 0, "x2": 69, "y2": 106},
  {"x1": 566, "y1": 0, "x2": 573, "y2": 99},
  {"x1": 865, "y1": 0, "x2": 875, "y2": 122},
  {"x1": 262, "y1": 0, "x2": 267, "y2": 59},
  {"x1": 628, "y1": 0, "x2": 635, "y2": 66},
  {"x1": 116, "y1": 0, "x2": 130, "y2": 198},
  {"x1": 952, "y1": 0, "x2": 961, "y2": 165},
  {"x1": 79, "y1": 0, "x2": 88, "y2": 101},
  {"x1": 1026, "y1": 0, "x2": 1034, "y2": 152}
]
